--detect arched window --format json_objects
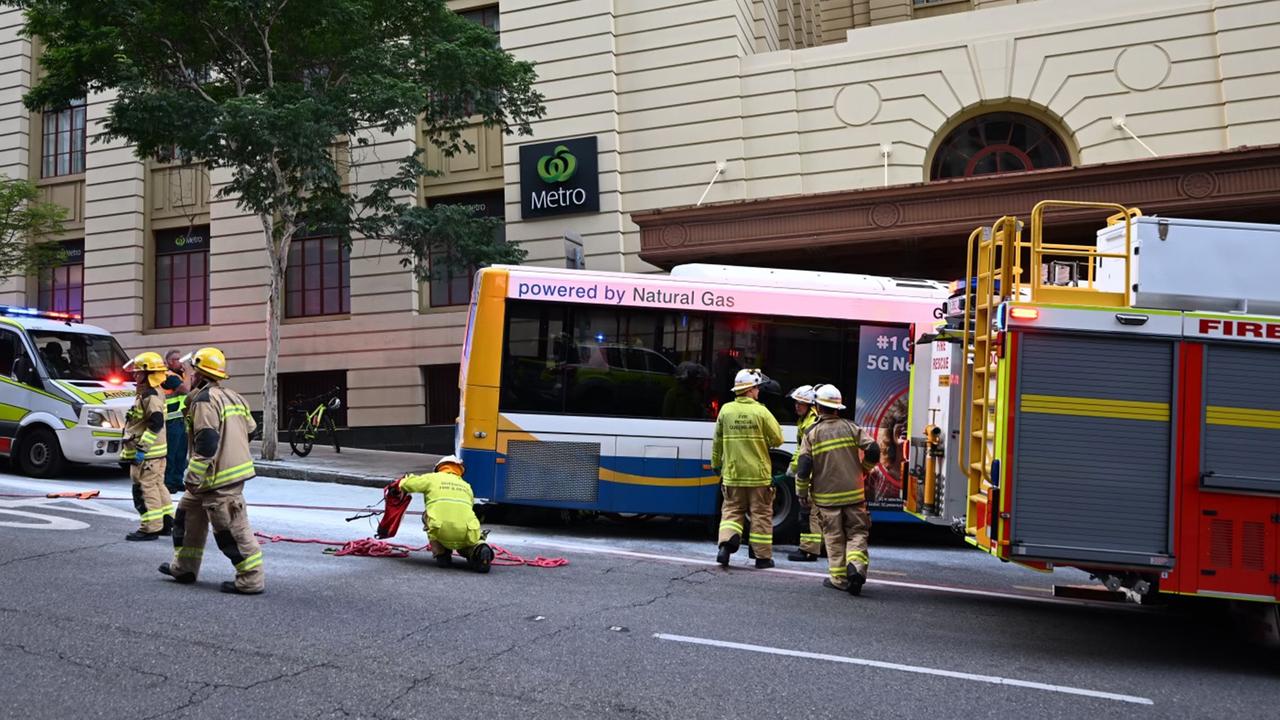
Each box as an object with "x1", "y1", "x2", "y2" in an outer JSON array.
[{"x1": 930, "y1": 112, "x2": 1070, "y2": 180}]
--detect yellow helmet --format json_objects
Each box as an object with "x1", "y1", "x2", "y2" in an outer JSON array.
[
  {"x1": 123, "y1": 351, "x2": 165, "y2": 373},
  {"x1": 186, "y1": 346, "x2": 229, "y2": 380}
]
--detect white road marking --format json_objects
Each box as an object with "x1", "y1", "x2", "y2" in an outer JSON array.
[
  {"x1": 654, "y1": 633, "x2": 1154, "y2": 706},
  {"x1": 0, "y1": 505, "x2": 90, "y2": 530},
  {"x1": 512, "y1": 538, "x2": 1115, "y2": 608}
]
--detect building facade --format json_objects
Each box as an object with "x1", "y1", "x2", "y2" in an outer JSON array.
[{"x1": 0, "y1": 0, "x2": 1277, "y2": 449}]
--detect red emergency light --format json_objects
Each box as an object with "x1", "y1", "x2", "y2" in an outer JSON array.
[{"x1": 1009, "y1": 307, "x2": 1040, "y2": 321}]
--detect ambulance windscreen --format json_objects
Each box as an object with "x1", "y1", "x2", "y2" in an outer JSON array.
[{"x1": 29, "y1": 331, "x2": 128, "y2": 382}]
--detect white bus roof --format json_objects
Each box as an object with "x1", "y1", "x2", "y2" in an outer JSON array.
[
  {"x1": 491, "y1": 264, "x2": 950, "y2": 299},
  {"x1": 3, "y1": 316, "x2": 113, "y2": 335}
]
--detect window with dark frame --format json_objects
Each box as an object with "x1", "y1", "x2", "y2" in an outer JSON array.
[
  {"x1": 155, "y1": 226, "x2": 210, "y2": 328},
  {"x1": 460, "y1": 6, "x2": 500, "y2": 33},
  {"x1": 930, "y1": 112, "x2": 1070, "y2": 180},
  {"x1": 36, "y1": 240, "x2": 84, "y2": 317},
  {"x1": 41, "y1": 99, "x2": 86, "y2": 178},
  {"x1": 426, "y1": 190, "x2": 503, "y2": 308},
  {"x1": 422, "y1": 364, "x2": 461, "y2": 425},
  {"x1": 286, "y1": 232, "x2": 351, "y2": 318}
]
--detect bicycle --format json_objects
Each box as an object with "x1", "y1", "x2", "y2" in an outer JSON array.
[{"x1": 287, "y1": 387, "x2": 342, "y2": 457}]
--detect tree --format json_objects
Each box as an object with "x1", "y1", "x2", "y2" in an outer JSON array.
[
  {"x1": 14, "y1": 0, "x2": 544, "y2": 458},
  {"x1": 0, "y1": 176, "x2": 67, "y2": 281}
]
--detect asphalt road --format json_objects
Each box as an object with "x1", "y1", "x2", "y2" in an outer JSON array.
[{"x1": 1, "y1": 467, "x2": 1276, "y2": 719}]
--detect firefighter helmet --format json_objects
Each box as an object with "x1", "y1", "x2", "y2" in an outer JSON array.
[
  {"x1": 435, "y1": 455, "x2": 464, "y2": 475},
  {"x1": 184, "y1": 347, "x2": 229, "y2": 380},
  {"x1": 123, "y1": 351, "x2": 165, "y2": 373},
  {"x1": 814, "y1": 384, "x2": 846, "y2": 410},
  {"x1": 788, "y1": 384, "x2": 816, "y2": 405},
  {"x1": 732, "y1": 368, "x2": 765, "y2": 393}
]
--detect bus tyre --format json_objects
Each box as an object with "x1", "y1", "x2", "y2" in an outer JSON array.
[
  {"x1": 770, "y1": 461, "x2": 801, "y2": 544},
  {"x1": 18, "y1": 426, "x2": 65, "y2": 478}
]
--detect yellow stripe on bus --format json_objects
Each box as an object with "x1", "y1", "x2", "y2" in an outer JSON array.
[
  {"x1": 1020, "y1": 394, "x2": 1169, "y2": 422},
  {"x1": 1206, "y1": 405, "x2": 1280, "y2": 430},
  {"x1": 599, "y1": 468, "x2": 720, "y2": 488}
]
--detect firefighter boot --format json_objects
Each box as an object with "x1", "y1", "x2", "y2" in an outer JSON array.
[
  {"x1": 220, "y1": 581, "x2": 264, "y2": 595},
  {"x1": 126, "y1": 529, "x2": 161, "y2": 541},
  {"x1": 755, "y1": 558, "x2": 775, "y2": 569},
  {"x1": 158, "y1": 562, "x2": 195, "y2": 584},
  {"x1": 847, "y1": 567, "x2": 866, "y2": 596},
  {"x1": 159, "y1": 514, "x2": 173, "y2": 537},
  {"x1": 787, "y1": 549, "x2": 818, "y2": 562},
  {"x1": 434, "y1": 552, "x2": 453, "y2": 568},
  {"x1": 468, "y1": 544, "x2": 494, "y2": 574},
  {"x1": 717, "y1": 534, "x2": 741, "y2": 566}
]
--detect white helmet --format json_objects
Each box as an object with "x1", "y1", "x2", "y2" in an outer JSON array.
[
  {"x1": 788, "y1": 384, "x2": 816, "y2": 405},
  {"x1": 732, "y1": 368, "x2": 765, "y2": 393},
  {"x1": 435, "y1": 455, "x2": 465, "y2": 472},
  {"x1": 814, "y1": 384, "x2": 846, "y2": 410}
]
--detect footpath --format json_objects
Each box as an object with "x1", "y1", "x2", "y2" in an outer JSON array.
[{"x1": 251, "y1": 442, "x2": 440, "y2": 488}]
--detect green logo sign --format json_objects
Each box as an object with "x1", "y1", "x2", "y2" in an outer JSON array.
[
  {"x1": 175, "y1": 235, "x2": 186, "y2": 247},
  {"x1": 536, "y1": 145, "x2": 577, "y2": 183}
]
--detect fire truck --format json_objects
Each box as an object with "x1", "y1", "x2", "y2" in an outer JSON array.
[{"x1": 905, "y1": 200, "x2": 1280, "y2": 630}]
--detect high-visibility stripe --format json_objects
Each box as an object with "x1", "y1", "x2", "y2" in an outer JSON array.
[
  {"x1": 828, "y1": 566, "x2": 847, "y2": 576},
  {"x1": 175, "y1": 546, "x2": 204, "y2": 559},
  {"x1": 144, "y1": 443, "x2": 168, "y2": 458},
  {"x1": 813, "y1": 489, "x2": 865, "y2": 505},
  {"x1": 220, "y1": 404, "x2": 252, "y2": 420},
  {"x1": 234, "y1": 551, "x2": 263, "y2": 572},
  {"x1": 718, "y1": 433, "x2": 765, "y2": 440},
  {"x1": 720, "y1": 478, "x2": 773, "y2": 487},
  {"x1": 140, "y1": 504, "x2": 174, "y2": 521},
  {"x1": 811, "y1": 437, "x2": 861, "y2": 454},
  {"x1": 186, "y1": 459, "x2": 210, "y2": 477},
  {"x1": 1020, "y1": 394, "x2": 1169, "y2": 422},
  {"x1": 847, "y1": 550, "x2": 869, "y2": 565},
  {"x1": 748, "y1": 533, "x2": 772, "y2": 544},
  {"x1": 799, "y1": 534, "x2": 823, "y2": 543},
  {"x1": 426, "y1": 497, "x2": 472, "y2": 507},
  {"x1": 1206, "y1": 405, "x2": 1280, "y2": 430},
  {"x1": 198, "y1": 460, "x2": 256, "y2": 489},
  {"x1": 719, "y1": 521, "x2": 743, "y2": 533},
  {"x1": 140, "y1": 430, "x2": 157, "y2": 444}
]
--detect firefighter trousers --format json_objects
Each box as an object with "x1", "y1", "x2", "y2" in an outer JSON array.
[
  {"x1": 815, "y1": 503, "x2": 870, "y2": 590},
  {"x1": 426, "y1": 513, "x2": 484, "y2": 558},
  {"x1": 718, "y1": 485, "x2": 774, "y2": 560},
  {"x1": 169, "y1": 484, "x2": 264, "y2": 592},
  {"x1": 130, "y1": 459, "x2": 173, "y2": 533},
  {"x1": 163, "y1": 419, "x2": 187, "y2": 494},
  {"x1": 798, "y1": 509, "x2": 824, "y2": 556}
]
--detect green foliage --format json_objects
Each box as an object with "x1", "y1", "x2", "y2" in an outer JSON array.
[
  {"x1": 0, "y1": 176, "x2": 67, "y2": 281},
  {"x1": 13, "y1": 0, "x2": 542, "y2": 275}
]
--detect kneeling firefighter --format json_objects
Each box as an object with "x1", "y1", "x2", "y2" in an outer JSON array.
[{"x1": 386, "y1": 455, "x2": 494, "y2": 573}]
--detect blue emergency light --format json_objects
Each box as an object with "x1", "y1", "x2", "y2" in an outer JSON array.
[{"x1": 0, "y1": 305, "x2": 82, "y2": 323}]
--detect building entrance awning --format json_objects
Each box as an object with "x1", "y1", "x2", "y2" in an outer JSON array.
[{"x1": 633, "y1": 145, "x2": 1280, "y2": 278}]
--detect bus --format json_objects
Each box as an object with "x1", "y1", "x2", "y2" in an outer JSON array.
[{"x1": 455, "y1": 263, "x2": 950, "y2": 539}]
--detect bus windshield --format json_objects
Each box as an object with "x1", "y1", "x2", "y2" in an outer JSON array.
[{"x1": 30, "y1": 331, "x2": 128, "y2": 382}]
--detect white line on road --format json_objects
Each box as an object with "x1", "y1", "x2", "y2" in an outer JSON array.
[
  {"x1": 653, "y1": 633, "x2": 1154, "y2": 706},
  {"x1": 513, "y1": 538, "x2": 1122, "y2": 608}
]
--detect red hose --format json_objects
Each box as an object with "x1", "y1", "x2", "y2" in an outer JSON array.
[{"x1": 253, "y1": 532, "x2": 568, "y2": 568}]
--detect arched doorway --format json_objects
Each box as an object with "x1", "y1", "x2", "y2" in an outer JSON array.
[{"x1": 930, "y1": 112, "x2": 1071, "y2": 180}]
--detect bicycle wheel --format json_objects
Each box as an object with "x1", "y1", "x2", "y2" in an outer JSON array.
[
  {"x1": 288, "y1": 414, "x2": 314, "y2": 457},
  {"x1": 326, "y1": 416, "x2": 341, "y2": 454}
]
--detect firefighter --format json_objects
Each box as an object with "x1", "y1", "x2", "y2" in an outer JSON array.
[
  {"x1": 158, "y1": 347, "x2": 264, "y2": 595},
  {"x1": 160, "y1": 349, "x2": 189, "y2": 494},
  {"x1": 795, "y1": 384, "x2": 879, "y2": 595},
  {"x1": 713, "y1": 368, "x2": 784, "y2": 569},
  {"x1": 785, "y1": 385, "x2": 824, "y2": 562},
  {"x1": 121, "y1": 351, "x2": 173, "y2": 541},
  {"x1": 388, "y1": 455, "x2": 494, "y2": 573}
]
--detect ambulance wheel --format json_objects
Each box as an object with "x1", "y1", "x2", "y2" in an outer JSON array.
[{"x1": 18, "y1": 426, "x2": 65, "y2": 478}]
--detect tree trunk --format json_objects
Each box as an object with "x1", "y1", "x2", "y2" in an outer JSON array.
[{"x1": 259, "y1": 214, "x2": 285, "y2": 460}]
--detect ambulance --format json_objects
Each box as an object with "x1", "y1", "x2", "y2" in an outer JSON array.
[{"x1": 0, "y1": 305, "x2": 134, "y2": 477}]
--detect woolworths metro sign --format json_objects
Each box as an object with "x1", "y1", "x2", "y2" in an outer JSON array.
[{"x1": 519, "y1": 136, "x2": 599, "y2": 219}]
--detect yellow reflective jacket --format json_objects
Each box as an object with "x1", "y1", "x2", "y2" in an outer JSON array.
[
  {"x1": 787, "y1": 408, "x2": 818, "y2": 475},
  {"x1": 399, "y1": 471, "x2": 482, "y2": 549},
  {"x1": 711, "y1": 396, "x2": 784, "y2": 487}
]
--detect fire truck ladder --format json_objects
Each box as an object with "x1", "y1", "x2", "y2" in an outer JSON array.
[{"x1": 959, "y1": 201, "x2": 1139, "y2": 552}]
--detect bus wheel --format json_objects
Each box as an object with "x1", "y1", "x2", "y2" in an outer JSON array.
[
  {"x1": 770, "y1": 466, "x2": 800, "y2": 544},
  {"x1": 18, "y1": 426, "x2": 65, "y2": 478}
]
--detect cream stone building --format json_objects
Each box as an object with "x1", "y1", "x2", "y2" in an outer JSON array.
[{"x1": 0, "y1": 0, "x2": 1277, "y2": 449}]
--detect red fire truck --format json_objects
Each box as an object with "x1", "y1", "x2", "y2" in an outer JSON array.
[{"x1": 906, "y1": 200, "x2": 1280, "y2": 635}]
